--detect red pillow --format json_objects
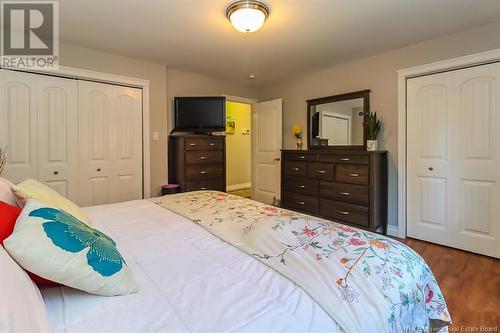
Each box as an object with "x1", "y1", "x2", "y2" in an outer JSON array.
[{"x1": 0, "y1": 201, "x2": 59, "y2": 286}]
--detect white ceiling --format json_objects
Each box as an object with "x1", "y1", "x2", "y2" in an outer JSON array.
[{"x1": 59, "y1": 0, "x2": 500, "y2": 85}]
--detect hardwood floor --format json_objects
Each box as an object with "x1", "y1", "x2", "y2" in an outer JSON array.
[
  {"x1": 228, "y1": 188, "x2": 252, "y2": 199},
  {"x1": 402, "y1": 238, "x2": 500, "y2": 330}
]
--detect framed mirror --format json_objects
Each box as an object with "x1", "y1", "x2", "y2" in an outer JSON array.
[{"x1": 307, "y1": 90, "x2": 370, "y2": 150}]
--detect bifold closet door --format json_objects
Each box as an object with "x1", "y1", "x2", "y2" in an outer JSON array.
[
  {"x1": 407, "y1": 62, "x2": 500, "y2": 258},
  {"x1": 0, "y1": 70, "x2": 78, "y2": 201},
  {"x1": 78, "y1": 81, "x2": 142, "y2": 206},
  {"x1": 0, "y1": 70, "x2": 38, "y2": 183}
]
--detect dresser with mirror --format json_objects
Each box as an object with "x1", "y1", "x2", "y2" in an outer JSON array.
[{"x1": 281, "y1": 90, "x2": 388, "y2": 234}]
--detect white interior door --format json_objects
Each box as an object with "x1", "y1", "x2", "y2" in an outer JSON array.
[
  {"x1": 0, "y1": 70, "x2": 38, "y2": 183},
  {"x1": 78, "y1": 81, "x2": 143, "y2": 206},
  {"x1": 252, "y1": 99, "x2": 282, "y2": 204},
  {"x1": 37, "y1": 75, "x2": 78, "y2": 201},
  {"x1": 320, "y1": 112, "x2": 351, "y2": 145},
  {"x1": 407, "y1": 62, "x2": 500, "y2": 258}
]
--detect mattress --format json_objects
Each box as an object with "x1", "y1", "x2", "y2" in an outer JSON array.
[{"x1": 41, "y1": 199, "x2": 340, "y2": 333}]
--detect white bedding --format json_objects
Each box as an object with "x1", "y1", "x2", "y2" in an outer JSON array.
[{"x1": 41, "y1": 199, "x2": 340, "y2": 333}]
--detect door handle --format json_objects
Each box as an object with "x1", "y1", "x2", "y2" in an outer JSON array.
[
  {"x1": 428, "y1": 167, "x2": 434, "y2": 171},
  {"x1": 53, "y1": 171, "x2": 59, "y2": 175},
  {"x1": 97, "y1": 168, "x2": 102, "y2": 172}
]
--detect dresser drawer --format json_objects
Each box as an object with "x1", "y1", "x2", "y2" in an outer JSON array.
[
  {"x1": 307, "y1": 162, "x2": 334, "y2": 180},
  {"x1": 186, "y1": 150, "x2": 223, "y2": 164},
  {"x1": 185, "y1": 138, "x2": 223, "y2": 151},
  {"x1": 283, "y1": 152, "x2": 319, "y2": 162},
  {"x1": 185, "y1": 179, "x2": 224, "y2": 192},
  {"x1": 335, "y1": 164, "x2": 369, "y2": 185},
  {"x1": 283, "y1": 161, "x2": 306, "y2": 177},
  {"x1": 283, "y1": 192, "x2": 319, "y2": 214},
  {"x1": 186, "y1": 164, "x2": 223, "y2": 180},
  {"x1": 320, "y1": 182, "x2": 369, "y2": 206},
  {"x1": 320, "y1": 199, "x2": 369, "y2": 228},
  {"x1": 321, "y1": 154, "x2": 369, "y2": 165},
  {"x1": 283, "y1": 177, "x2": 319, "y2": 196}
]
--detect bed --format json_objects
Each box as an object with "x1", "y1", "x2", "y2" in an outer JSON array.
[{"x1": 40, "y1": 191, "x2": 450, "y2": 333}]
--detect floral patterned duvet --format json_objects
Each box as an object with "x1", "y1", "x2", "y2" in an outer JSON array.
[{"x1": 154, "y1": 191, "x2": 451, "y2": 333}]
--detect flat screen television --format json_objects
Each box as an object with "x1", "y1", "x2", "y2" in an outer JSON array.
[{"x1": 173, "y1": 96, "x2": 226, "y2": 133}]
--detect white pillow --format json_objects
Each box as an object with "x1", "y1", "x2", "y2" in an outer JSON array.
[
  {"x1": 4, "y1": 200, "x2": 138, "y2": 296},
  {"x1": 0, "y1": 177, "x2": 17, "y2": 206},
  {"x1": 11, "y1": 178, "x2": 91, "y2": 225},
  {"x1": 0, "y1": 245, "x2": 53, "y2": 333}
]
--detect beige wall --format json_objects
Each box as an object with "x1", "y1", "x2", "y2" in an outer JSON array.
[
  {"x1": 226, "y1": 101, "x2": 252, "y2": 188},
  {"x1": 60, "y1": 42, "x2": 168, "y2": 197},
  {"x1": 256, "y1": 20, "x2": 500, "y2": 228}
]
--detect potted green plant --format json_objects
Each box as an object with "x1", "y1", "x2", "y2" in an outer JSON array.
[{"x1": 364, "y1": 111, "x2": 382, "y2": 151}]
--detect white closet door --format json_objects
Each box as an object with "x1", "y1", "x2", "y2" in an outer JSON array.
[
  {"x1": 37, "y1": 76, "x2": 78, "y2": 200},
  {"x1": 78, "y1": 81, "x2": 142, "y2": 207},
  {"x1": 115, "y1": 87, "x2": 143, "y2": 202},
  {"x1": 0, "y1": 70, "x2": 38, "y2": 183},
  {"x1": 407, "y1": 62, "x2": 500, "y2": 258}
]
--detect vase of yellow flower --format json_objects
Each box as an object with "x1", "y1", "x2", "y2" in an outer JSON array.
[{"x1": 292, "y1": 125, "x2": 303, "y2": 150}]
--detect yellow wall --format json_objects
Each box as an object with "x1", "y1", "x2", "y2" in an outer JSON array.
[{"x1": 226, "y1": 101, "x2": 251, "y2": 188}]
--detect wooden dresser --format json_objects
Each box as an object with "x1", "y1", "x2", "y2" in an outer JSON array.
[
  {"x1": 168, "y1": 135, "x2": 226, "y2": 192},
  {"x1": 281, "y1": 150, "x2": 388, "y2": 234}
]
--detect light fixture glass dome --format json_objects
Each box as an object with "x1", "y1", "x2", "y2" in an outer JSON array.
[{"x1": 226, "y1": 1, "x2": 270, "y2": 33}]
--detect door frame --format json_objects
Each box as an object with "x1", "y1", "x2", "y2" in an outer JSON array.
[
  {"x1": 0, "y1": 65, "x2": 151, "y2": 198},
  {"x1": 397, "y1": 48, "x2": 500, "y2": 239},
  {"x1": 223, "y1": 95, "x2": 258, "y2": 193}
]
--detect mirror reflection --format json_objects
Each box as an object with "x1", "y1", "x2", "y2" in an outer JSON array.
[{"x1": 310, "y1": 98, "x2": 365, "y2": 146}]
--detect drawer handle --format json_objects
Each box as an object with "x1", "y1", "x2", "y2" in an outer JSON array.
[
  {"x1": 298, "y1": 156, "x2": 305, "y2": 159},
  {"x1": 200, "y1": 171, "x2": 206, "y2": 174},
  {"x1": 348, "y1": 173, "x2": 359, "y2": 177},
  {"x1": 200, "y1": 156, "x2": 207, "y2": 160},
  {"x1": 209, "y1": 143, "x2": 216, "y2": 146},
  {"x1": 337, "y1": 211, "x2": 350, "y2": 215},
  {"x1": 316, "y1": 170, "x2": 326, "y2": 174},
  {"x1": 200, "y1": 187, "x2": 208, "y2": 190},
  {"x1": 97, "y1": 168, "x2": 102, "y2": 172},
  {"x1": 53, "y1": 171, "x2": 59, "y2": 175},
  {"x1": 340, "y1": 157, "x2": 350, "y2": 161},
  {"x1": 189, "y1": 143, "x2": 197, "y2": 146},
  {"x1": 292, "y1": 167, "x2": 300, "y2": 171},
  {"x1": 297, "y1": 185, "x2": 306, "y2": 188},
  {"x1": 338, "y1": 192, "x2": 350, "y2": 196},
  {"x1": 297, "y1": 201, "x2": 305, "y2": 205}
]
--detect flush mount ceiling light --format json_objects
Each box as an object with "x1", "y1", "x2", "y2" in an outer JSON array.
[{"x1": 225, "y1": 0, "x2": 270, "y2": 33}]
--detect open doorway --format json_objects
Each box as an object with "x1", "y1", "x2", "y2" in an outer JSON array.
[{"x1": 225, "y1": 100, "x2": 253, "y2": 199}]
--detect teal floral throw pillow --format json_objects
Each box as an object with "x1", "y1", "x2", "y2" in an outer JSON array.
[{"x1": 4, "y1": 199, "x2": 138, "y2": 296}]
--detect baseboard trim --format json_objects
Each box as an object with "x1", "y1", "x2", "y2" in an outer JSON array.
[
  {"x1": 226, "y1": 183, "x2": 251, "y2": 192},
  {"x1": 387, "y1": 225, "x2": 400, "y2": 238}
]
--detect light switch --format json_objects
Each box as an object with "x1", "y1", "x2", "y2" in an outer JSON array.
[{"x1": 152, "y1": 132, "x2": 160, "y2": 141}]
